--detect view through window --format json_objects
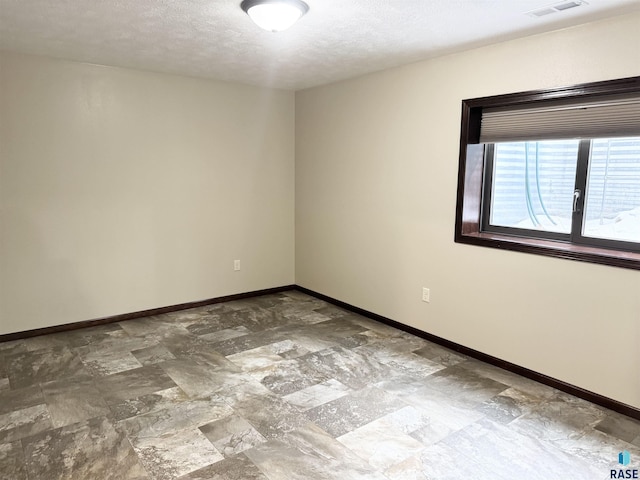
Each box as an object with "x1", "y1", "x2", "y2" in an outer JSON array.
[{"x1": 487, "y1": 137, "x2": 640, "y2": 247}]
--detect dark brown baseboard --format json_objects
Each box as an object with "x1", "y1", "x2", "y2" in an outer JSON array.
[
  {"x1": 2, "y1": 283, "x2": 637, "y2": 420},
  {"x1": 0, "y1": 285, "x2": 296, "y2": 343},
  {"x1": 295, "y1": 285, "x2": 640, "y2": 421}
]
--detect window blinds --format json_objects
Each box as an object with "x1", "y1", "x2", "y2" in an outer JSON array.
[{"x1": 479, "y1": 94, "x2": 640, "y2": 143}]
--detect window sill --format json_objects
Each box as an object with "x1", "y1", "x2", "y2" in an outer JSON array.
[{"x1": 455, "y1": 230, "x2": 640, "y2": 270}]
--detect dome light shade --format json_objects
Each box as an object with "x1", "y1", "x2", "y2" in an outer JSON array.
[{"x1": 240, "y1": 0, "x2": 309, "y2": 32}]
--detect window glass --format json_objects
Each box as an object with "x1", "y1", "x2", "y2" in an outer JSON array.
[
  {"x1": 583, "y1": 137, "x2": 640, "y2": 243},
  {"x1": 489, "y1": 140, "x2": 580, "y2": 234}
]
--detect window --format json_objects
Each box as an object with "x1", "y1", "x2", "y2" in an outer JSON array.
[
  {"x1": 484, "y1": 137, "x2": 640, "y2": 249},
  {"x1": 455, "y1": 77, "x2": 640, "y2": 270}
]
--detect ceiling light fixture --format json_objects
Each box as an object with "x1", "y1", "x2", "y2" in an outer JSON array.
[{"x1": 240, "y1": 0, "x2": 309, "y2": 32}]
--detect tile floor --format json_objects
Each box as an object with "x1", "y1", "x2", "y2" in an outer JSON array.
[{"x1": 1, "y1": 290, "x2": 639, "y2": 479}]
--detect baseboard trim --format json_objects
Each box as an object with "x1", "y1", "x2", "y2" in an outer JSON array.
[
  {"x1": 295, "y1": 285, "x2": 640, "y2": 421},
  {"x1": 2, "y1": 283, "x2": 637, "y2": 420},
  {"x1": 0, "y1": 285, "x2": 296, "y2": 343}
]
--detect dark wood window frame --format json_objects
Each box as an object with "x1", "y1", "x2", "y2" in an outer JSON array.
[{"x1": 454, "y1": 76, "x2": 640, "y2": 270}]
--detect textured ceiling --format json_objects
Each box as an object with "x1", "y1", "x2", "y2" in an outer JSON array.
[{"x1": 1, "y1": 0, "x2": 639, "y2": 90}]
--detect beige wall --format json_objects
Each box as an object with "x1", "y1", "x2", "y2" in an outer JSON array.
[
  {"x1": 1, "y1": 14, "x2": 639, "y2": 408},
  {"x1": 296, "y1": 13, "x2": 640, "y2": 408},
  {"x1": 0, "y1": 52, "x2": 295, "y2": 335}
]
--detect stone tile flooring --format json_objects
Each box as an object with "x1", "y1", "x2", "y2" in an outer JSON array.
[{"x1": 1, "y1": 290, "x2": 639, "y2": 479}]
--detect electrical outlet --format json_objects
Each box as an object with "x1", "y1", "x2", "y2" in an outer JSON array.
[
  {"x1": 422, "y1": 287, "x2": 430, "y2": 303},
  {"x1": 234, "y1": 260, "x2": 241, "y2": 271}
]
